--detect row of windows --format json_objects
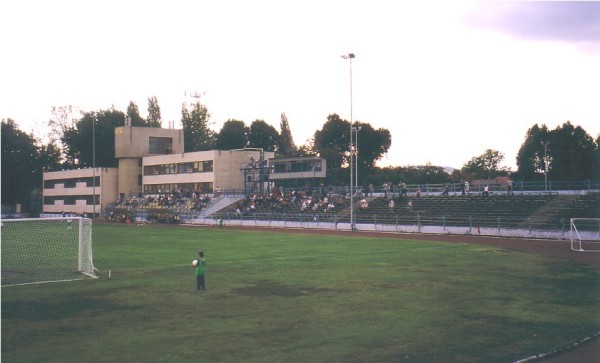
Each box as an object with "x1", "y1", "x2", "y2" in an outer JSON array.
[
  {"x1": 272, "y1": 160, "x2": 322, "y2": 174},
  {"x1": 143, "y1": 182, "x2": 214, "y2": 194},
  {"x1": 44, "y1": 177, "x2": 101, "y2": 189},
  {"x1": 144, "y1": 161, "x2": 214, "y2": 175},
  {"x1": 44, "y1": 196, "x2": 99, "y2": 205}
]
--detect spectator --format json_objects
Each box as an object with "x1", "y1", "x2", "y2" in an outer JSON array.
[
  {"x1": 360, "y1": 198, "x2": 369, "y2": 211},
  {"x1": 400, "y1": 182, "x2": 408, "y2": 197},
  {"x1": 441, "y1": 185, "x2": 449, "y2": 196}
]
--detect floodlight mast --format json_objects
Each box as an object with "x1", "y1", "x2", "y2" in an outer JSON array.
[{"x1": 342, "y1": 53, "x2": 355, "y2": 231}]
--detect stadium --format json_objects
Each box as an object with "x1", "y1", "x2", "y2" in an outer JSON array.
[{"x1": 3, "y1": 123, "x2": 600, "y2": 362}]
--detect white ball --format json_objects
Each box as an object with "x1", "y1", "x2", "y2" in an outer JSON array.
[{"x1": 192, "y1": 259, "x2": 199, "y2": 267}]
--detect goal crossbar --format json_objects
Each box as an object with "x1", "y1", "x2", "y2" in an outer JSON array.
[
  {"x1": 570, "y1": 218, "x2": 600, "y2": 252},
  {"x1": 1, "y1": 217, "x2": 96, "y2": 286}
]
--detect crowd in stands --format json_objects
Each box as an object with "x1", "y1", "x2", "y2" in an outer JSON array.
[
  {"x1": 112, "y1": 189, "x2": 213, "y2": 212},
  {"x1": 234, "y1": 185, "x2": 347, "y2": 216}
]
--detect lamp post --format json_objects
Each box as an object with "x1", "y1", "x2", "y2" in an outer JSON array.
[
  {"x1": 342, "y1": 53, "x2": 355, "y2": 231},
  {"x1": 92, "y1": 113, "x2": 96, "y2": 219},
  {"x1": 353, "y1": 126, "x2": 361, "y2": 196},
  {"x1": 541, "y1": 140, "x2": 549, "y2": 192}
]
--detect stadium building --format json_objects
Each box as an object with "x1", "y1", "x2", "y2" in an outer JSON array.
[{"x1": 42, "y1": 124, "x2": 324, "y2": 217}]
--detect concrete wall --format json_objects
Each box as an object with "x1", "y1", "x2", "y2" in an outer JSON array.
[
  {"x1": 142, "y1": 149, "x2": 275, "y2": 192},
  {"x1": 118, "y1": 158, "x2": 141, "y2": 198},
  {"x1": 43, "y1": 167, "x2": 118, "y2": 216},
  {"x1": 114, "y1": 126, "x2": 183, "y2": 158}
]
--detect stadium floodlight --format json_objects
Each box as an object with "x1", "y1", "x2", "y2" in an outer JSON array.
[
  {"x1": 93, "y1": 113, "x2": 96, "y2": 219},
  {"x1": 541, "y1": 140, "x2": 550, "y2": 192},
  {"x1": 353, "y1": 126, "x2": 361, "y2": 195},
  {"x1": 342, "y1": 53, "x2": 355, "y2": 231}
]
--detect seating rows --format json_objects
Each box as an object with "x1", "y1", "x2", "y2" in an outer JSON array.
[{"x1": 352, "y1": 193, "x2": 600, "y2": 229}]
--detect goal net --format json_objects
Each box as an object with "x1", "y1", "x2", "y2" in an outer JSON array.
[
  {"x1": 1, "y1": 217, "x2": 96, "y2": 286},
  {"x1": 570, "y1": 218, "x2": 600, "y2": 252}
]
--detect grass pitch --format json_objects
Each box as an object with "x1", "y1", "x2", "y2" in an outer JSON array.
[{"x1": 2, "y1": 224, "x2": 599, "y2": 362}]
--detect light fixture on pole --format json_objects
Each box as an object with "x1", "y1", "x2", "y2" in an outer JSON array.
[
  {"x1": 92, "y1": 112, "x2": 96, "y2": 219},
  {"x1": 341, "y1": 53, "x2": 355, "y2": 231},
  {"x1": 353, "y1": 126, "x2": 361, "y2": 195},
  {"x1": 541, "y1": 140, "x2": 549, "y2": 192}
]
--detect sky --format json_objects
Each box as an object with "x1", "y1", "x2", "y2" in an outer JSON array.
[{"x1": 1, "y1": 1, "x2": 599, "y2": 170}]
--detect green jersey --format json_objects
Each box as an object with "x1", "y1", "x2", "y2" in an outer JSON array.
[{"x1": 195, "y1": 258, "x2": 206, "y2": 276}]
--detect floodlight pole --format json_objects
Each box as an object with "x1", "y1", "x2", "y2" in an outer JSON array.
[
  {"x1": 342, "y1": 53, "x2": 355, "y2": 231},
  {"x1": 544, "y1": 142, "x2": 547, "y2": 192},
  {"x1": 92, "y1": 113, "x2": 96, "y2": 219},
  {"x1": 353, "y1": 126, "x2": 361, "y2": 196}
]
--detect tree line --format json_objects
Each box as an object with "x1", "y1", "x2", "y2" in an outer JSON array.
[{"x1": 2, "y1": 95, "x2": 599, "y2": 207}]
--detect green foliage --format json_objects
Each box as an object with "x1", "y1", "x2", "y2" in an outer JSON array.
[
  {"x1": 62, "y1": 109, "x2": 123, "y2": 168},
  {"x1": 1, "y1": 119, "x2": 41, "y2": 204},
  {"x1": 461, "y1": 149, "x2": 509, "y2": 180},
  {"x1": 313, "y1": 115, "x2": 391, "y2": 185},
  {"x1": 515, "y1": 122, "x2": 599, "y2": 181},
  {"x1": 146, "y1": 96, "x2": 162, "y2": 127},
  {"x1": 278, "y1": 112, "x2": 297, "y2": 156},
  {"x1": 313, "y1": 114, "x2": 350, "y2": 183},
  {"x1": 248, "y1": 119, "x2": 280, "y2": 152},
  {"x1": 2, "y1": 225, "x2": 598, "y2": 362},
  {"x1": 354, "y1": 122, "x2": 392, "y2": 174},
  {"x1": 216, "y1": 119, "x2": 248, "y2": 150},
  {"x1": 369, "y1": 164, "x2": 452, "y2": 186},
  {"x1": 126, "y1": 101, "x2": 145, "y2": 126},
  {"x1": 181, "y1": 101, "x2": 216, "y2": 152}
]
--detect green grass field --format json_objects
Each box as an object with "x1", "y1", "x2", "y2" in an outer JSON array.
[{"x1": 2, "y1": 224, "x2": 599, "y2": 362}]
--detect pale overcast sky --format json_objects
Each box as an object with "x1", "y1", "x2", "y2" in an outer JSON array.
[{"x1": 1, "y1": 1, "x2": 599, "y2": 170}]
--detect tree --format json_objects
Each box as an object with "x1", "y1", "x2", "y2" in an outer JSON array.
[
  {"x1": 514, "y1": 124, "x2": 550, "y2": 181},
  {"x1": 547, "y1": 122, "x2": 597, "y2": 181},
  {"x1": 313, "y1": 114, "x2": 350, "y2": 184},
  {"x1": 354, "y1": 122, "x2": 392, "y2": 180},
  {"x1": 1, "y1": 119, "x2": 41, "y2": 205},
  {"x1": 216, "y1": 119, "x2": 248, "y2": 150},
  {"x1": 248, "y1": 120, "x2": 280, "y2": 152},
  {"x1": 37, "y1": 141, "x2": 63, "y2": 172},
  {"x1": 461, "y1": 149, "x2": 509, "y2": 180},
  {"x1": 146, "y1": 96, "x2": 162, "y2": 127},
  {"x1": 181, "y1": 101, "x2": 215, "y2": 152},
  {"x1": 278, "y1": 112, "x2": 297, "y2": 156},
  {"x1": 61, "y1": 108, "x2": 124, "y2": 168},
  {"x1": 312, "y1": 114, "x2": 391, "y2": 185},
  {"x1": 126, "y1": 101, "x2": 145, "y2": 126},
  {"x1": 515, "y1": 122, "x2": 598, "y2": 181}
]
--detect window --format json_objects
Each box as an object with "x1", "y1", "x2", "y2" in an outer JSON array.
[
  {"x1": 149, "y1": 137, "x2": 173, "y2": 154},
  {"x1": 86, "y1": 176, "x2": 100, "y2": 187}
]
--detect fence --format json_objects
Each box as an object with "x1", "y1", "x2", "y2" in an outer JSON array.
[{"x1": 192, "y1": 210, "x2": 600, "y2": 242}]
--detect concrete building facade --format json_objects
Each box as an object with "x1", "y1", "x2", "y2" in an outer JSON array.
[
  {"x1": 43, "y1": 167, "x2": 118, "y2": 216},
  {"x1": 42, "y1": 125, "x2": 324, "y2": 216}
]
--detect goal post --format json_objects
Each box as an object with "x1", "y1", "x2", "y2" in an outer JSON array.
[
  {"x1": 1, "y1": 217, "x2": 96, "y2": 286},
  {"x1": 570, "y1": 218, "x2": 600, "y2": 252}
]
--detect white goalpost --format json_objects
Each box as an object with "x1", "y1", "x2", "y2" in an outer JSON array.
[
  {"x1": 570, "y1": 218, "x2": 600, "y2": 252},
  {"x1": 1, "y1": 217, "x2": 96, "y2": 286}
]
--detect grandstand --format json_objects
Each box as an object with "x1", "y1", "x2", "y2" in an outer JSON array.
[{"x1": 102, "y1": 183, "x2": 599, "y2": 239}]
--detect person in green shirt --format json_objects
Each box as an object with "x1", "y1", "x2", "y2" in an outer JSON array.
[{"x1": 195, "y1": 251, "x2": 206, "y2": 290}]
